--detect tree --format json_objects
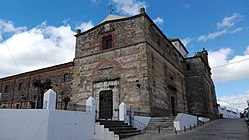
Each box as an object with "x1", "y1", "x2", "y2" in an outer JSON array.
[{"x1": 32, "y1": 79, "x2": 52, "y2": 109}]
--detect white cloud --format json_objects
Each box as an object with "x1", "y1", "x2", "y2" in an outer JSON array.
[
  {"x1": 75, "y1": 21, "x2": 94, "y2": 32},
  {"x1": 153, "y1": 17, "x2": 164, "y2": 25},
  {"x1": 217, "y1": 13, "x2": 243, "y2": 29},
  {"x1": 244, "y1": 46, "x2": 249, "y2": 55},
  {"x1": 230, "y1": 27, "x2": 243, "y2": 33},
  {"x1": 62, "y1": 18, "x2": 70, "y2": 25},
  {"x1": 181, "y1": 37, "x2": 192, "y2": 46},
  {"x1": 112, "y1": 0, "x2": 147, "y2": 16},
  {"x1": 218, "y1": 90, "x2": 249, "y2": 112},
  {"x1": 208, "y1": 46, "x2": 249, "y2": 82},
  {"x1": 0, "y1": 19, "x2": 93, "y2": 78},
  {"x1": 198, "y1": 13, "x2": 244, "y2": 42},
  {"x1": 198, "y1": 30, "x2": 227, "y2": 42},
  {"x1": 0, "y1": 19, "x2": 27, "y2": 33}
]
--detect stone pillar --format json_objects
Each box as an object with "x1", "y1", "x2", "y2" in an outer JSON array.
[
  {"x1": 119, "y1": 102, "x2": 127, "y2": 121},
  {"x1": 86, "y1": 96, "x2": 96, "y2": 118},
  {"x1": 43, "y1": 89, "x2": 56, "y2": 110}
]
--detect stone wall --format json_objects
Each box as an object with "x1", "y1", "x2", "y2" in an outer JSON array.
[
  {"x1": 0, "y1": 11, "x2": 218, "y2": 119},
  {"x1": 185, "y1": 55, "x2": 218, "y2": 119},
  {"x1": 144, "y1": 16, "x2": 188, "y2": 116},
  {"x1": 71, "y1": 13, "x2": 190, "y2": 117},
  {"x1": 75, "y1": 15, "x2": 146, "y2": 59},
  {"x1": 0, "y1": 62, "x2": 73, "y2": 109},
  {"x1": 72, "y1": 15, "x2": 151, "y2": 116}
]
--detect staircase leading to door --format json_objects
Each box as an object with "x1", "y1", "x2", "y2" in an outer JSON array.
[
  {"x1": 96, "y1": 120, "x2": 142, "y2": 139},
  {"x1": 146, "y1": 116, "x2": 176, "y2": 131}
]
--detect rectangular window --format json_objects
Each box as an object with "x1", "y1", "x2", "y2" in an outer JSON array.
[
  {"x1": 18, "y1": 83, "x2": 22, "y2": 91},
  {"x1": 4, "y1": 86, "x2": 8, "y2": 93},
  {"x1": 187, "y1": 64, "x2": 191, "y2": 70},
  {"x1": 102, "y1": 36, "x2": 112, "y2": 50},
  {"x1": 64, "y1": 74, "x2": 70, "y2": 82}
]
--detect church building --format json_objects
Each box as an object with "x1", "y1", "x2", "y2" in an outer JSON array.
[{"x1": 0, "y1": 8, "x2": 218, "y2": 119}]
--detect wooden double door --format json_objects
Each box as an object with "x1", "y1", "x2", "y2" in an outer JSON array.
[{"x1": 99, "y1": 90, "x2": 113, "y2": 119}]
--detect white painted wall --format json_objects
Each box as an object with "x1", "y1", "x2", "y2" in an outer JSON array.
[
  {"x1": 119, "y1": 102, "x2": 126, "y2": 121},
  {"x1": 198, "y1": 117, "x2": 210, "y2": 123},
  {"x1": 218, "y1": 106, "x2": 240, "y2": 119},
  {"x1": 47, "y1": 110, "x2": 94, "y2": 140},
  {"x1": 134, "y1": 116, "x2": 151, "y2": 130},
  {"x1": 94, "y1": 123, "x2": 119, "y2": 140},
  {"x1": 43, "y1": 89, "x2": 56, "y2": 109},
  {"x1": 174, "y1": 113, "x2": 197, "y2": 131},
  {"x1": 0, "y1": 109, "x2": 48, "y2": 140},
  {"x1": 0, "y1": 109, "x2": 94, "y2": 140},
  {"x1": 172, "y1": 41, "x2": 188, "y2": 58}
]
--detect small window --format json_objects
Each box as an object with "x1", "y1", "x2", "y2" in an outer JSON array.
[
  {"x1": 102, "y1": 36, "x2": 112, "y2": 50},
  {"x1": 169, "y1": 76, "x2": 174, "y2": 81},
  {"x1": 4, "y1": 86, "x2": 8, "y2": 93},
  {"x1": 64, "y1": 74, "x2": 70, "y2": 82},
  {"x1": 187, "y1": 64, "x2": 191, "y2": 70},
  {"x1": 18, "y1": 83, "x2": 22, "y2": 91}
]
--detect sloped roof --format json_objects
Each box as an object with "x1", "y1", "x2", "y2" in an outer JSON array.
[{"x1": 100, "y1": 14, "x2": 126, "y2": 24}]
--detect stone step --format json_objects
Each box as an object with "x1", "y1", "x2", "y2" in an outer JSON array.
[
  {"x1": 102, "y1": 124, "x2": 132, "y2": 128},
  {"x1": 119, "y1": 132, "x2": 143, "y2": 139},
  {"x1": 96, "y1": 120, "x2": 143, "y2": 139},
  {"x1": 146, "y1": 116, "x2": 176, "y2": 130},
  {"x1": 109, "y1": 127, "x2": 137, "y2": 131},
  {"x1": 114, "y1": 129, "x2": 141, "y2": 134},
  {"x1": 147, "y1": 124, "x2": 174, "y2": 128},
  {"x1": 146, "y1": 127, "x2": 175, "y2": 131}
]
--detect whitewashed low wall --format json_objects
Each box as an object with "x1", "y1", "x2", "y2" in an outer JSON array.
[
  {"x1": 198, "y1": 117, "x2": 210, "y2": 123},
  {"x1": 0, "y1": 109, "x2": 94, "y2": 140},
  {"x1": 134, "y1": 116, "x2": 151, "y2": 130},
  {"x1": 218, "y1": 106, "x2": 240, "y2": 119},
  {"x1": 94, "y1": 123, "x2": 119, "y2": 140},
  {"x1": 174, "y1": 113, "x2": 197, "y2": 131}
]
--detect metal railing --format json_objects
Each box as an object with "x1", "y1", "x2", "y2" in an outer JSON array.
[
  {"x1": 59, "y1": 103, "x2": 91, "y2": 112},
  {"x1": 126, "y1": 108, "x2": 147, "y2": 133}
]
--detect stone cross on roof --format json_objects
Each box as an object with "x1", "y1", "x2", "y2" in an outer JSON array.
[{"x1": 108, "y1": 2, "x2": 114, "y2": 14}]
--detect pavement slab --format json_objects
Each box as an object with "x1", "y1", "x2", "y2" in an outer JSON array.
[{"x1": 125, "y1": 118, "x2": 249, "y2": 140}]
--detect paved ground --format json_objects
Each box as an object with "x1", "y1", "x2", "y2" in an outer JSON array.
[{"x1": 125, "y1": 118, "x2": 249, "y2": 140}]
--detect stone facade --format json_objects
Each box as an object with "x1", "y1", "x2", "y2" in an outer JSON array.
[
  {"x1": 185, "y1": 49, "x2": 218, "y2": 119},
  {"x1": 0, "y1": 9, "x2": 218, "y2": 119},
  {"x1": 0, "y1": 62, "x2": 73, "y2": 109}
]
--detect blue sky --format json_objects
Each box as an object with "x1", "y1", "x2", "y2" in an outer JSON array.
[{"x1": 1, "y1": 0, "x2": 249, "y2": 111}]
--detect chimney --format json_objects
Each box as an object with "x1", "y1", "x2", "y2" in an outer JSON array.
[
  {"x1": 76, "y1": 29, "x2": 81, "y2": 35},
  {"x1": 202, "y1": 48, "x2": 209, "y2": 65},
  {"x1": 140, "y1": 7, "x2": 145, "y2": 14}
]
